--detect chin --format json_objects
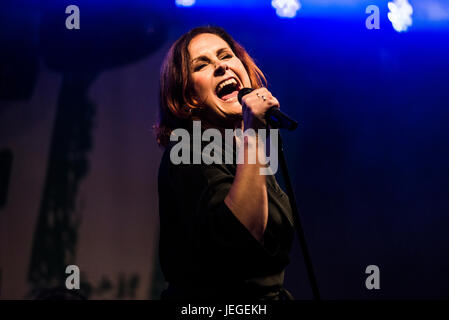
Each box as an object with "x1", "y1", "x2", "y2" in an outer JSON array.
[{"x1": 222, "y1": 105, "x2": 242, "y2": 116}]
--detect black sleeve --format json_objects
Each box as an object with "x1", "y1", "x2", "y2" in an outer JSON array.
[{"x1": 167, "y1": 160, "x2": 284, "y2": 279}]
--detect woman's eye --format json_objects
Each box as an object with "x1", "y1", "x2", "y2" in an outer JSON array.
[
  {"x1": 221, "y1": 54, "x2": 232, "y2": 59},
  {"x1": 194, "y1": 64, "x2": 206, "y2": 71}
]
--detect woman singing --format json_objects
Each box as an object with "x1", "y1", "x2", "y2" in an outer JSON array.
[{"x1": 155, "y1": 26, "x2": 295, "y2": 300}]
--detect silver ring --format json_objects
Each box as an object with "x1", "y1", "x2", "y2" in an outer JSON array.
[{"x1": 261, "y1": 95, "x2": 266, "y2": 101}]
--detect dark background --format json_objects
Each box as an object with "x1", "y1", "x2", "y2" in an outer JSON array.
[{"x1": 1, "y1": 0, "x2": 448, "y2": 299}]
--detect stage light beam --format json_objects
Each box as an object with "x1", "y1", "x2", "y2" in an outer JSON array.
[
  {"x1": 272, "y1": 0, "x2": 301, "y2": 18},
  {"x1": 388, "y1": 0, "x2": 413, "y2": 32},
  {"x1": 176, "y1": 0, "x2": 195, "y2": 7}
]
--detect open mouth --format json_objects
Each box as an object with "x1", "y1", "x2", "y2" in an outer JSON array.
[{"x1": 215, "y1": 77, "x2": 241, "y2": 102}]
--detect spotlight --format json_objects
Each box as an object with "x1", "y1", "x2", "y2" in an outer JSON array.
[
  {"x1": 176, "y1": 0, "x2": 195, "y2": 7},
  {"x1": 388, "y1": 0, "x2": 413, "y2": 32},
  {"x1": 272, "y1": 0, "x2": 301, "y2": 18}
]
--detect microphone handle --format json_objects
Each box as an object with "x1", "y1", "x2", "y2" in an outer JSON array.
[{"x1": 266, "y1": 107, "x2": 298, "y2": 131}]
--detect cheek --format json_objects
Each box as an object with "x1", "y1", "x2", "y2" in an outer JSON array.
[
  {"x1": 191, "y1": 77, "x2": 216, "y2": 106},
  {"x1": 192, "y1": 75, "x2": 211, "y2": 96},
  {"x1": 235, "y1": 62, "x2": 251, "y2": 86}
]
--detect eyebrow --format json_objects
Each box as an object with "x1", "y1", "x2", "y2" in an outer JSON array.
[{"x1": 191, "y1": 47, "x2": 231, "y2": 64}]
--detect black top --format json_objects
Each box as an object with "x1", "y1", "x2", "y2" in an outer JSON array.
[{"x1": 157, "y1": 134, "x2": 295, "y2": 300}]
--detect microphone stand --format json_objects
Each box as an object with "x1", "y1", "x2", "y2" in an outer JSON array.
[{"x1": 275, "y1": 128, "x2": 321, "y2": 301}]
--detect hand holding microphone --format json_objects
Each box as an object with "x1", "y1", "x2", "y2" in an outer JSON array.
[
  {"x1": 238, "y1": 88, "x2": 298, "y2": 131},
  {"x1": 237, "y1": 87, "x2": 279, "y2": 130}
]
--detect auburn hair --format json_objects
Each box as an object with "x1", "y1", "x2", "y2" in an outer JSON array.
[{"x1": 154, "y1": 26, "x2": 267, "y2": 147}]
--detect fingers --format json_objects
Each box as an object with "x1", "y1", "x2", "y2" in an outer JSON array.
[
  {"x1": 241, "y1": 88, "x2": 279, "y2": 107},
  {"x1": 241, "y1": 88, "x2": 279, "y2": 110},
  {"x1": 240, "y1": 87, "x2": 280, "y2": 130}
]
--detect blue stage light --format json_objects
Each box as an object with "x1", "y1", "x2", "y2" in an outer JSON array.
[
  {"x1": 176, "y1": 0, "x2": 196, "y2": 7},
  {"x1": 272, "y1": 0, "x2": 301, "y2": 18},
  {"x1": 388, "y1": 0, "x2": 413, "y2": 32},
  {"x1": 418, "y1": 1, "x2": 449, "y2": 21}
]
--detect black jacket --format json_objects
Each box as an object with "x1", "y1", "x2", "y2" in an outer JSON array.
[{"x1": 157, "y1": 135, "x2": 295, "y2": 300}]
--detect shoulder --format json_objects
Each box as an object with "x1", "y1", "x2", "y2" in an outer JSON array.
[{"x1": 159, "y1": 140, "x2": 235, "y2": 191}]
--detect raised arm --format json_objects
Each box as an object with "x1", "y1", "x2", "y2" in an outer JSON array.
[{"x1": 224, "y1": 87, "x2": 280, "y2": 242}]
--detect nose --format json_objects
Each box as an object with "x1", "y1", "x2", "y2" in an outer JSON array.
[{"x1": 213, "y1": 60, "x2": 229, "y2": 77}]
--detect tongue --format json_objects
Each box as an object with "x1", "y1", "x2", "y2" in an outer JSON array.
[{"x1": 221, "y1": 90, "x2": 239, "y2": 101}]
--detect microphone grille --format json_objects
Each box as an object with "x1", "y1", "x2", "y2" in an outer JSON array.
[{"x1": 237, "y1": 88, "x2": 254, "y2": 105}]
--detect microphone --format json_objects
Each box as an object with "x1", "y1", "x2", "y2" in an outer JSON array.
[{"x1": 237, "y1": 88, "x2": 298, "y2": 131}]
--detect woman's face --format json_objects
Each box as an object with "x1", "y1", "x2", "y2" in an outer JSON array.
[{"x1": 188, "y1": 33, "x2": 252, "y2": 126}]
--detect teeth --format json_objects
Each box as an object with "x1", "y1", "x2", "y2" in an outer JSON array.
[{"x1": 216, "y1": 78, "x2": 238, "y2": 93}]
